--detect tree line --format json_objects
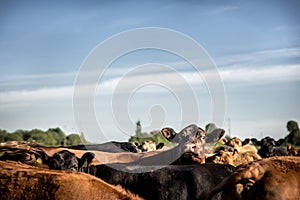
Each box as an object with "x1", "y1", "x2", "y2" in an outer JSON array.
[
  {"x1": 128, "y1": 121, "x2": 172, "y2": 147},
  {"x1": 0, "y1": 127, "x2": 88, "y2": 146}
]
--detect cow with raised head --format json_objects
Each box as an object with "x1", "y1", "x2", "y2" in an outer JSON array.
[
  {"x1": 82, "y1": 124, "x2": 233, "y2": 200},
  {"x1": 128, "y1": 124, "x2": 207, "y2": 165}
]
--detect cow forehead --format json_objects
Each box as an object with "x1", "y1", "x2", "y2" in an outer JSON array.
[
  {"x1": 183, "y1": 126, "x2": 206, "y2": 142},
  {"x1": 180, "y1": 124, "x2": 199, "y2": 137}
]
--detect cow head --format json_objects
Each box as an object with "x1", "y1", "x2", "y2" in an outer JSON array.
[
  {"x1": 161, "y1": 124, "x2": 206, "y2": 163},
  {"x1": 251, "y1": 137, "x2": 285, "y2": 158},
  {"x1": 206, "y1": 150, "x2": 236, "y2": 165},
  {"x1": 48, "y1": 150, "x2": 79, "y2": 171},
  {"x1": 228, "y1": 137, "x2": 251, "y2": 152}
]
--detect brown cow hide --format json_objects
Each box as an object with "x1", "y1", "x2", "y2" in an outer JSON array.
[{"x1": 0, "y1": 160, "x2": 142, "y2": 200}]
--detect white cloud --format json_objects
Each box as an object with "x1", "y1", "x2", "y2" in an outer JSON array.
[
  {"x1": 1, "y1": 46, "x2": 300, "y2": 106},
  {"x1": 1, "y1": 63, "x2": 299, "y2": 105},
  {"x1": 0, "y1": 86, "x2": 73, "y2": 105},
  {"x1": 217, "y1": 47, "x2": 300, "y2": 66},
  {"x1": 220, "y1": 64, "x2": 300, "y2": 84}
]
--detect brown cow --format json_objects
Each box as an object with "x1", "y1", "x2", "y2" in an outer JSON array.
[
  {"x1": 218, "y1": 137, "x2": 257, "y2": 153},
  {"x1": 206, "y1": 149, "x2": 261, "y2": 167},
  {"x1": 0, "y1": 160, "x2": 142, "y2": 200},
  {"x1": 206, "y1": 156, "x2": 300, "y2": 200}
]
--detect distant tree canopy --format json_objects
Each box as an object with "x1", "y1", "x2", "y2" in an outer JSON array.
[
  {"x1": 285, "y1": 120, "x2": 300, "y2": 146},
  {"x1": 0, "y1": 128, "x2": 88, "y2": 146},
  {"x1": 128, "y1": 120, "x2": 171, "y2": 147}
]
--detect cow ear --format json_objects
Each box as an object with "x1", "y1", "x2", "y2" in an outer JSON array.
[
  {"x1": 197, "y1": 127, "x2": 206, "y2": 137},
  {"x1": 217, "y1": 129, "x2": 225, "y2": 141},
  {"x1": 161, "y1": 127, "x2": 177, "y2": 141},
  {"x1": 242, "y1": 138, "x2": 250, "y2": 146},
  {"x1": 251, "y1": 138, "x2": 260, "y2": 146},
  {"x1": 209, "y1": 128, "x2": 225, "y2": 142},
  {"x1": 156, "y1": 143, "x2": 164, "y2": 150},
  {"x1": 276, "y1": 138, "x2": 285, "y2": 146}
]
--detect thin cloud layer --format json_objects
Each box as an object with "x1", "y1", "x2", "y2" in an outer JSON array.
[{"x1": 0, "y1": 63, "x2": 299, "y2": 105}]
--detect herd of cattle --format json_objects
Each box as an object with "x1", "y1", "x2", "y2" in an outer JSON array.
[{"x1": 0, "y1": 124, "x2": 299, "y2": 200}]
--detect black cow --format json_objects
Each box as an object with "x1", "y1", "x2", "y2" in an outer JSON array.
[
  {"x1": 40, "y1": 150, "x2": 95, "y2": 171},
  {"x1": 83, "y1": 163, "x2": 235, "y2": 200},
  {"x1": 66, "y1": 141, "x2": 139, "y2": 153},
  {"x1": 0, "y1": 149, "x2": 95, "y2": 171},
  {"x1": 80, "y1": 125, "x2": 233, "y2": 199},
  {"x1": 251, "y1": 136, "x2": 288, "y2": 158},
  {"x1": 124, "y1": 124, "x2": 207, "y2": 165}
]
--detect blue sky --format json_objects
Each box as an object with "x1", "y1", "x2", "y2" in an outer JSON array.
[{"x1": 0, "y1": 0, "x2": 299, "y2": 142}]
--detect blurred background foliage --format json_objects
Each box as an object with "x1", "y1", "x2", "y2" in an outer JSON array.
[
  {"x1": 1, "y1": 120, "x2": 297, "y2": 147},
  {"x1": 128, "y1": 120, "x2": 172, "y2": 147},
  {"x1": 0, "y1": 127, "x2": 88, "y2": 146}
]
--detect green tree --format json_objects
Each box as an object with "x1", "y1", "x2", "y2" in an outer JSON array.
[
  {"x1": 285, "y1": 120, "x2": 300, "y2": 147},
  {"x1": 29, "y1": 129, "x2": 56, "y2": 146},
  {"x1": 128, "y1": 121, "x2": 171, "y2": 147},
  {"x1": 22, "y1": 131, "x2": 31, "y2": 141},
  {"x1": 135, "y1": 120, "x2": 142, "y2": 137},
  {"x1": 0, "y1": 129, "x2": 8, "y2": 142},
  {"x1": 6, "y1": 131, "x2": 23, "y2": 141},
  {"x1": 80, "y1": 132, "x2": 89, "y2": 144},
  {"x1": 66, "y1": 134, "x2": 83, "y2": 146},
  {"x1": 47, "y1": 128, "x2": 66, "y2": 145},
  {"x1": 0, "y1": 127, "x2": 90, "y2": 146}
]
